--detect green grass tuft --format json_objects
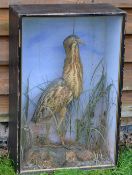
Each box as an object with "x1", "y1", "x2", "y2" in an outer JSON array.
[
  {"x1": 0, "y1": 155, "x2": 15, "y2": 175},
  {"x1": 0, "y1": 148, "x2": 131, "y2": 175}
]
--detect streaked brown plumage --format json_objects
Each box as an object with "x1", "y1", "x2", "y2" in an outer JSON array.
[
  {"x1": 32, "y1": 35, "x2": 83, "y2": 144},
  {"x1": 63, "y1": 35, "x2": 83, "y2": 98},
  {"x1": 32, "y1": 79, "x2": 73, "y2": 125}
]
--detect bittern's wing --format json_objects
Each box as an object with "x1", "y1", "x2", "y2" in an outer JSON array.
[{"x1": 32, "y1": 78, "x2": 73, "y2": 123}]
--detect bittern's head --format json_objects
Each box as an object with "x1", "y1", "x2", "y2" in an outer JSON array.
[{"x1": 63, "y1": 35, "x2": 83, "y2": 52}]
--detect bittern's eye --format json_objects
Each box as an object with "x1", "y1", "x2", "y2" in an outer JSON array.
[{"x1": 68, "y1": 45, "x2": 72, "y2": 50}]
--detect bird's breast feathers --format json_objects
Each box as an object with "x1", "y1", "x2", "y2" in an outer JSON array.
[{"x1": 63, "y1": 59, "x2": 83, "y2": 98}]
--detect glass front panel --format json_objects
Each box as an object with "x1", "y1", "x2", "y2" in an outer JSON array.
[{"x1": 21, "y1": 16, "x2": 123, "y2": 172}]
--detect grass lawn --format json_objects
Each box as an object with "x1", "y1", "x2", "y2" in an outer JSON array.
[{"x1": 0, "y1": 148, "x2": 131, "y2": 175}]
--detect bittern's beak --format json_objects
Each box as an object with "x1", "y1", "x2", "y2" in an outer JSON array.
[{"x1": 76, "y1": 38, "x2": 85, "y2": 45}]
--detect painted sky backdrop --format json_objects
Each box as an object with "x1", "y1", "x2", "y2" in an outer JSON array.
[
  {"x1": 22, "y1": 17, "x2": 106, "y2": 94},
  {"x1": 22, "y1": 16, "x2": 123, "y2": 158},
  {"x1": 22, "y1": 16, "x2": 122, "y2": 116}
]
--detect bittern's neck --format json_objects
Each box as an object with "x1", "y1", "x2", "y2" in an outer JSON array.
[{"x1": 66, "y1": 44, "x2": 80, "y2": 63}]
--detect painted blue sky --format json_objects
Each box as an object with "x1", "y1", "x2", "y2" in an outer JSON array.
[
  {"x1": 22, "y1": 16, "x2": 122, "y2": 122},
  {"x1": 22, "y1": 17, "x2": 106, "y2": 93}
]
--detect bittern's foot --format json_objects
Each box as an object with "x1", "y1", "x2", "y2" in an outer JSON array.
[
  {"x1": 60, "y1": 138, "x2": 70, "y2": 150},
  {"x1": 60, "y1": 137, "x2": 65, "y2": 145}
]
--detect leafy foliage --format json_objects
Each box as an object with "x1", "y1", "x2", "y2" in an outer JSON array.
[
  {"x1": 75, "y1": 61, "x2": 112, "y2": 149},
  {"x1": 0, "y1": 156, "x2": 15, "y2": 175}
]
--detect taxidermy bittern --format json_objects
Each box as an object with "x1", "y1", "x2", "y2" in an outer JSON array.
[{"x1": 32, "y1": 35, "x2": 83, "y2": 144}]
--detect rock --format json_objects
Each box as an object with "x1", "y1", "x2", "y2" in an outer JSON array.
[
  {"x1": 120, "y1": 132, "x2": 132, "y2": 147},
  {"x1": 126, "y1": 133, "x2": 132, "y2": 147},
  {"x1": 37, "y1": 160, "x2": 53, "y2": 169},
  {"x1": 119, "y1": 131, "x2": 126, "y2": 146},
  {"x1": 0, "y1": 148, "x2": 8, "y2": 157},
  {"x1": 49, "y1": 147, "x2": 66, "y2": 166},
  {"x1": 76, "y1": 150, "x2": 93, "y2": 161},
  {"x1": 66, "y1": 151, "x2": 77, "y2": 162},
  {"x1": 27, "y1": 148, "x2": 50, "y2": 165}
]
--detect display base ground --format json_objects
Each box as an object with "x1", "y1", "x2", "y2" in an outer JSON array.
[{"x1": 22, "y1": 144, "x2": 112, "y2": 171}]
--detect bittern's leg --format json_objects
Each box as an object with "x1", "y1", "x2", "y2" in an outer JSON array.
[
  {"x1": 42, "y1": 109, "x2": 51, "y2": 144},
  {"x1": 57, "y1": 107, "x2": 67, "y2": 129},
  {"x1": 55, "y1": 107, "x2": 67, "y2": 145},
  {"x1": 45, "y1": 121, "x2": 51, "y2": 145}
]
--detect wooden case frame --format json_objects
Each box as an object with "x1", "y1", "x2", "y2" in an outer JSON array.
[{"x1": 9, "y1": 3, "x2": 126, "y2": 174}]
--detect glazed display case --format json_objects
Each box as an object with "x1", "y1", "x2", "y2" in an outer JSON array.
[{"x1": 9, "y1": 4, "x2": 126, "y2": 174}]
